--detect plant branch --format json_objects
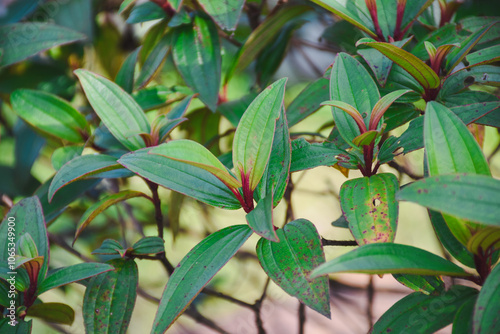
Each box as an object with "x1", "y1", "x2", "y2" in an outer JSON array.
[
  {"x1": 387, "y1": 160, "x2": 423, "y2": 180},
  {"x1": 146, "y1": 180, "x2": 164, "y2": 239},
  {"x1": 202, "y1": 288, "x2": 254, "y2": 309},
  {"x1": 298, "y1": 302, "x2": 306, "y2": 334},
  {"x1": 321, "y1": 237, "x2": 358, "y2": 247}
]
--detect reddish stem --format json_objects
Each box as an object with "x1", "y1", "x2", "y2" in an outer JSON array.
[
  {"x1": 393, "y1": 0, "x2": 406, "y2": 40},
  {"x1": 366, "y1": 0, "x2": 386, "y2": 42}
]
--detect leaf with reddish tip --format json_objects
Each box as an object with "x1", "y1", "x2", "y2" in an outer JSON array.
[
  {"x1": 397, "y1": 174, "x2": 500, "y2": 226},
  {"x1": 357, "y1": 41, "x2": 440, "y2": 89},
  {"x1": 48, "y1": 155, "x2": 123, "y2": 201},
  {"x1": 149, "y1": 140, "x2": 241, "y2": 189},
  {"x1": 352, "y1": 130, "x2": 379, "y2": 147},
  {"x1": 83, "y1": 259, "x2": 138, "y2": 334},
  {"x1": 74, "y1": 191, "x2": 149, "y2": 245},
  {"x1": 246, "y1": 190, "x2": 278, "y2": 241},
  {"x1": 321, "y1": 100, "x2": 366, "y2": 132},
  {"x1": 152, "y1": 225, "x2": 252, "y2": 333},
  {"x1": 257, "y1": 219, "x2": 330, "y2": 318},
  {"x1": 369, "y1": 89, "x2": 412, "y2": 130},
  {"x1": 465, "y1": 45, "x2": 500, "y2": 67},
  {"x1": 340, "y1": 173, "x2": 399, "y2": 245},
  {"x1": 233, "y1": 78, "x2": 287, "y2": 191},
  {"x1": 328, "y1": 53, "x2": 380, "y2": 148},
  {"x1": 311, "y1": 243, "x2": 469, "y2": 277}
]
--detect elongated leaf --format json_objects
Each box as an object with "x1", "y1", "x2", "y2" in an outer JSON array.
[
  {"x1": 0, "y1": 23, "x2": 86, "y2": 67},
  {"x1": 465, "y1": 45, "x2": 500, "y2": 67},
  {"x1": 287, "y1": 75, "x2": 329, "y2": 127},
  {"x1": 257, "y1": 219, "x2": 330, "y2": 318},
  {"x1": 445, "y1": 22, "x2": 499, "y2": 74},
  {"x1": 74, "y1": 191, "x2": 149, "y2": 244},
  {"x1": 357, "y1": 41, "x2": 440, "y2": 89},
  {"x1": 173, "y1": 14, "x2": 221, "y2": 111},
  {"x1": 118, "y1": 148, "x2": 241, "y2": 209},
  {"x1": 233, "y1": 78, "x2": 287, "y2": 191},
  {"x1": 439, "y1": 65, "x2": 500, "y2": 97},
  {"x1": 352, "y1": 130, "x2": 378, "y2": 147},
  {"x1": 92, "y1": 239, "x2": 124, "y2": 256},
  {"x1": 425, "y1": 101, "x2": 490, "y2": 176},
  {"x1": 126, "y1": 1, "x2": 166, "y2": 24},
  {"x1": 311, "y1": 243, "x2": 469, "y2": 277},
  {"x1": 11, "y1": 89, "x2": 88, "y2": 143},
  {"x1": 152, "y1": 225, "x2": 252, "y2": 333},
  {"x1": 290, "y1": 138, "x2": 343, "y2": 172},
  {"x1": 229, "y1": 5, "x2": 311, "y2": 79},
  {"x1": 48, "y1": 155, "x2": 121, "y2": 201},
  {"x1": 197, "y1": 0, "x2": 244, "y2": 31},
  {"x1": 0, "y1": 197, "x2": 49, "y2": 283},
  {"x1": 217, "y1": 93, "x2": 256, "y2": 127},
  {"x1": 329, "y1": 53, "x2": 380, "y2": 147},
  {"x1": 149, "y1": 140, "x2": 241, "y2": 189},
  {"x1": 467, "y1": 227, "x2": 500, "y2": 255},
  {"x1": 74, "y1": 69, "x2": 150, "y2": 151},
  {"x1": 131, "y1": 237, "x2": 165, "y2": 255},
  {"x1": 51, "y1": 145, "x2": 84, "y2": 171},
  {"x1": 135, "y1": 33, "x2": 170, "y2": 89},
  {"x1": 115, "y1": 47, "x2": 140, "y2": 94},
  {"x1": 369, "y1": 89, "x2": 412, "y2": 130},
  {"x1": 372, "y1": 285, "x2": 478, "y2": 334},
  {"x1": 0, "y1": 319, "x2": 32, "y2": 333},
  {"x1": 428, "y1": 209, "x2": 475, "y2": 268},
  {"x1": 322, "y1": 100, "x2": 365, "y2": 132},
  {"x1": 38, "y1": 263, "x2": 114, "y2": 295},
  {"x1": 26, "y1": 302, "x2": 75, "y2": 325},
  {"x1": 340, "y1": 173, "x2": 399, "y2": 245},
  {"x1": 83, "y1": 259, "x2": 137, "y2": 334},
  {"x1": 473, "y1": 263, "x2": 500, "y2": 333},
  {"x1": 310, "y1": 0, "x2": 375, "y2": 38},
  {"x1": 256, "y1": 106, "x2": 291, "y2": 206},
  {"x1": 453, "y1": 297, "x2": 476, "y2": 334},
  {"x1": 397, "y1": 174, "x2": 500, "y2": 226},
  {"x1": 246, "y1": 190, "x2": 278, "y2": 241}
]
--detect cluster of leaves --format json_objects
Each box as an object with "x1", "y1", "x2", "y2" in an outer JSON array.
[{"x1": 0, "y1": 0, "x2": 500, "y2": 333}]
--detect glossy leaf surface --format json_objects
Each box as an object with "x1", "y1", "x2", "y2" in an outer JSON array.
[
  {"x1": 26, "y1": 302, "x2": 75, "y2": 325},
  {"x1": 246, "y1": 190, "x2": 277, "y2": 241},
  {"x1": 290, "y1": 138, "x2": 343, "y2": 172},
  {"x1": 257, "y1": 219, "x2": 330, "y2": 318},
  {"x1": 152, "y1": 225, "x2": 252, "y2": 333},
  {"x1": 197, "y1": 0, "x2": 244, "y2": 31},
  {"x1": 473, "y1": 263, "x2": 500, "y2": 333}
]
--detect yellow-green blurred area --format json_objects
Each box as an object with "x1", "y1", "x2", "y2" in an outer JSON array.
[{"x1": 1, "y1": 0, "x2": 500, "y2": 333}]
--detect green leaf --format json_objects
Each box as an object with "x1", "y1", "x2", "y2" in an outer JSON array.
[
  {"x1": 425, "y1": 101, "x2": 490, "y2": 176},
  {"x1": 0, "y1": 319, "x2": 32, "y2": 334},
  {"x1": 38, "y1": 262, "x2": 114, "y2": 295},
  {"x1": 467, "y1": 227, "x2": 500, "y2": 255},
  {"x1": 233, "y1": 78, "x2": 287, "y2": 191},
  {"x1": 0, "y1": 263, "x2": 29, "y2": 292},
  {"x1": 229, "y1": 5, "x2": 311, "y2": 79},
  {"x1": 428, "y1": 209, "x2": 475, "y2": 268},
  {"x1": 257, "y1": 219, "x2": 330, "y2": 318},
  {"x1": 246, "y1": 190, "x2": 278, "y2": 241},
  {"x1": 74, "y1": 191, "x2": 149, "y2": 245},
  {"x1": 401, "y1": 0, "x2": 435, "y2": 32},
  {"x1": 286, "y1": 75, "x2": 329, "y2": 127},
  {"x1": 392, "y1": 274, "x2": 445, "y2": 295},
  {"x1": 439, "y1": 65, "x2": 500, "y2": 97},
  {"x1": 11, "y1": 89, "x2": 88, "y2": 143},
  {"x1": 51, "y1": 145, "x2": 84, "y2": 171},
  {"x1": 0, "y1": 23, "x2": 86, "y2": 67},
  {"x1": 256, "y1": 106, "x2": 291, "y2": 207},
  {"x1": 0, "y1": 197, "x2": 49, "y2": 283},
  {"x1": 197, "y1": 0, "x2": 244, "y2": 31},
  {"x1": 460, "y1": 17, "x2": 500, "y2": 46},
  {"x1": 151, "y1": 225, "x2": 252, "y2": 333},
  {"x1": 357, "y1": 41, "x2": 440, "y2": 89},
  {"x1": 290, "y1": 138, "x2": 343, "y2": 172},
  {"x1": 311, "y1": 243, "x2": 469, "y2": 277},
  {"x1": 74, "y1": 69, "x2": 150, "y2": 151},
  {"x1": 173, "y1": 14, "x2": 221, "y2": 111},
  {"x1": 168, "y1": 0, "x2": 183, "y2": 11},
  {"x1": 48, "y1": 154, "x2": 122, "y2": 201},
  {"x1": 217, "y1": 93, "x2": 257, "y2": 127},
  {"x1": 132, "y1": 85, "x2": 178, "y2": 111},
  {"x1": 369, "y1": 89, "x2": 412, "y2": 130},
  {"x1": 310, "y1": 0, "x2": 375, "y2": 38},
  {"x1": 473, "y1": 263, "x2": 500, "y2": 333},
  {"x1": 412, "y1": 24, "x2": 463, "y2": 60},
  {"x1": 17, "y1": 233, "x2": 38, "y2": 259},
  {"x1": 83, "y1": 259, "x2": 137, "y2": 334},
  {"x1": 352, "y1": 130, "x2": 378, "y2": 147},
  {"x1": 453, "y1": 296, "x2": 476, "y2": 334},
  {"x1": 135, "y1": 33, "x2": 171, "y2": 90},
  {"x1": 126, "y1": 1, "x2": 166, "y2": 24},
  {"x1": 372, "y1": 285, "x2": 478, "y2": 334},
  {"x1": 397, "y1": 174, "x2": 500, "y2": 226},
  {"x1": 92, "y1": 239, "x2": 124, "y2": 256},
  {"x1": 445, "y1": 22, "x2": 500, "y2": 74},
  {"x1": 131, "y1": 237, "x2": 165, "y2": 255},
  {"x1": 328, "y1": 53, "x2": 380, "y2": 147},
  {"x1": 465, "y1": 44, "x2": 500, "y2": 67},
  {"x1": 149, "y1": 140, "x2": 241, "y2": 189},
  {"x1": 115, "y1": 47, "x2": 140, "y2": 94},
  {"x1": 26, "y1": 302, "x2": 75, "y2": 325},
  {"x1": 340, "y1": 173, "x2": 399, "y2": 245},
  {"x1": 118, "y1": 148, "x2": 241, "y2": 209}
]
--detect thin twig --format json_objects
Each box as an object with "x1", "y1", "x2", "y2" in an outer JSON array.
[
  {"x1": 185, "y1": 306, "x2": 230, "y2": 334},
  {"x1": 321, "y1": 238, "x2": 358, "y2": 247},
  {"x1": 48, "y1": 233, "x2": 94, "y2": 262},
  {"x1": 387, "y1": 160, "x2": 423, "y2": 180},
  {"x1": 298, "y1": 302, "x2": 306, "y2": 334},
  {"x1": 254, "y1": 278, "x2": 270, "y2": 334},
  {"x1": 202, "y1": 288, "x2": 254, "y2": 309},
  {"x1": 367, "y1": 276, "x2": 374, "y2": 328},
  {"x1": 146, "y1": 181, "x2": 164, "y2": 239}
]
